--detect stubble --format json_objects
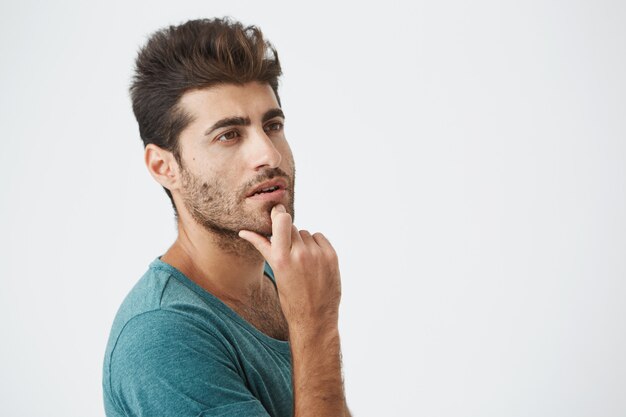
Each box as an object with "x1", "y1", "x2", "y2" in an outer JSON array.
[{"x1": 179, "y1": 164, "x2": 295, "y2": 258}]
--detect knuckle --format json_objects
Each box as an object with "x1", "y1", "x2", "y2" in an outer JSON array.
[
  {"x1": 293, "y1": 249, "x2": 305, "y2": 261},
  {"x1": 323, "y1": 243, "x2": 337, "y2": 257},
  {"x1": 293, "y1": 248, "x2": 310, "y2": 263}
]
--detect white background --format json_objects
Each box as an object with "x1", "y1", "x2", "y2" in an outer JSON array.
[{"x1": 1, "y1": 1, "x2": 625, "y2": 416}]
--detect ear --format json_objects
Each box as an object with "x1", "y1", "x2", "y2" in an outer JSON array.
[{"x1": 144, "y1": 144, "x2": 181, "y2": 192}]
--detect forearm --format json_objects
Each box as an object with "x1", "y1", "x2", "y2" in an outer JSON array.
[
  {"x1": 290, "y1": 326, "x2": 348, "y2": 417},
  {"x1": 239, "y1": 206, "x2": 349, "y2": 416}
]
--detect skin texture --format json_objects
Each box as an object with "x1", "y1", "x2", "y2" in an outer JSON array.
[
  {"x1": 144, "y1": 81, "x2": 349, "y2": 416},
  {"x1": 240, "y1": 205, "x2": 349, "y2": 417}
]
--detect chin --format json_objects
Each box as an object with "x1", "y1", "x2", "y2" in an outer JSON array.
[
  {"x1": 256, "y1": 222, "x2": 274, "y2": 238},
  {"x1": 241, "y1": 216, "x2": 273, "y2": 238}
]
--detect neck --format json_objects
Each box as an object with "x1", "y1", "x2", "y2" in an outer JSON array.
[{"x1": 160, "y1": 215, "x2": 268, "y2": 302}]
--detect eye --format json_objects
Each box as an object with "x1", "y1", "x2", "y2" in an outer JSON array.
[
  {"x1": 264, "y1": 121, "x2": 284, "y2": 133},
  {"x1": 216, "y1": 130, "x2": 240, "y2": 143}
]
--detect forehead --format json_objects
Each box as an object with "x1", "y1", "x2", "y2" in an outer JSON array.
[{"x1": 178, "y1": 82, "x2": 279, "y2": 121}]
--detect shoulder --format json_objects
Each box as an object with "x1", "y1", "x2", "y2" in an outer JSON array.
[
  {"x1": 105, "y1": 309, "x2": 266, "y2": 416},
  {"x1": 106, "y1": 261, "x2": 225, "y2": 354},
  {"x1": 103, "y1": 268, "x2": 238, "y2": 400},
  {"x1": 110, "y1": 309, "x2": 233, "y2": 369}
]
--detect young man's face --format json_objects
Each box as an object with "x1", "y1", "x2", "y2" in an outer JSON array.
[{"x1": 172, "y1": 81, "x2": 296, "y2": 239}]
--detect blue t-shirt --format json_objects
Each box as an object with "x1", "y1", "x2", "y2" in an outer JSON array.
[{"x1": 102, "y1": 257, "x2": 293, "y2": 417}]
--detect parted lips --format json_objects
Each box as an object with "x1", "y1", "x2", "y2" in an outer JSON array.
[{"x1": 247, "y1": 178, "x2": 288, "y2": 197}]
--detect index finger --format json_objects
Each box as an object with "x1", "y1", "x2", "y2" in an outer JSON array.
[{"x1": 270, "y1": 204, "x2": 293, "y2": 255}]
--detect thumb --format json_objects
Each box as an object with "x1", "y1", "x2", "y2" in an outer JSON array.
[{"x1": 238, "y1": 230, "x2": 272, "y2": 258}]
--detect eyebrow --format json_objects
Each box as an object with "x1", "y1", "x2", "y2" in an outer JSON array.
[
  {"x1": 261, "y1": 108, "x2": 285, "y2": 124},
  {"x1": 203, "y1": 108, "x2": 285, "y2": 136}
]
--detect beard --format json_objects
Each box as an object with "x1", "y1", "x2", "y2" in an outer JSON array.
[{"x1": 179, "y1": 163, "x2": 296, "y2": 256}]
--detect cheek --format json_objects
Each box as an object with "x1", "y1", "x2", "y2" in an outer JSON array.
[{"x1": 278, "y1": 142, "x2": 294, "y2": 167}]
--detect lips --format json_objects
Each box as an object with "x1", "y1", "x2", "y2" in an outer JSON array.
[{"x1": 246, "y1": 178, "x2": 288, "y2": 198}]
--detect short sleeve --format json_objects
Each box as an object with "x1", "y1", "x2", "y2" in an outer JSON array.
[{"x1": 107, "y1": 309, "x2": 270, "y2": 417}]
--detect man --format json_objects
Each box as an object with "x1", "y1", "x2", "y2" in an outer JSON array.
[{"x1": 102, "y1": 17, "x2": 350, "y2": 417}]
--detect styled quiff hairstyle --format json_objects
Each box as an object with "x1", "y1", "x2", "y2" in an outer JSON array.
[{"x1": 130, "y1": 17, "x2": 283, "y2": 216}]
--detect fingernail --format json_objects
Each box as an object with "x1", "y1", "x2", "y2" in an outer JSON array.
[{"x1": 274, "y1": 204, "x2": 286, "y2": 213}]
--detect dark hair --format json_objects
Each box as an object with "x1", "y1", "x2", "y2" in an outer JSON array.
[{"x1": 130, "y1": 17, "x2": 283, "y2": 217}]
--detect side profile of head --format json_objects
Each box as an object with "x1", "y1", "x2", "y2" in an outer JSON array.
[{"x1": 130, "y1": 18, "x2": 295, "y2": 246}]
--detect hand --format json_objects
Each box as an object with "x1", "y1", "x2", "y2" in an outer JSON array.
[{"x1": 238, "y1": 204, "x2": 341, "y2": 334}]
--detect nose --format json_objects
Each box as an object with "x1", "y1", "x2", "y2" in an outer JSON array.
[{"x1": 248, "y1": 127, "x2": 282, "y2": 170}]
